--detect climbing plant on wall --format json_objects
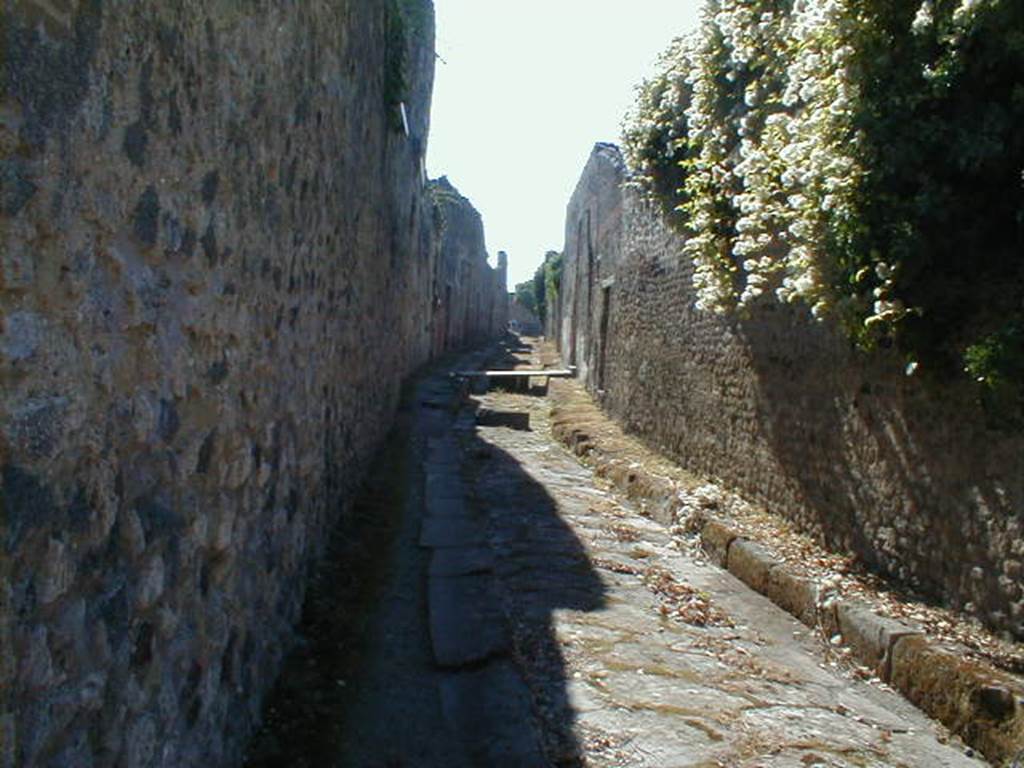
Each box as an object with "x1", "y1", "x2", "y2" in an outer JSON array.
[
  {"x1": 384, "y1": 0, "x2": 431, "y2": 129},
  {"x1": 623, "y1": 0, "x2": 1024, "y2": 414}
]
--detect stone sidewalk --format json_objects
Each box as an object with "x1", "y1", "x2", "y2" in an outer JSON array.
[{"x1": 460, "y1": 374, "x2": 984, "y2": 766}]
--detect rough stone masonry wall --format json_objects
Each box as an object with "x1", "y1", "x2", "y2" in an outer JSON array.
[
  {"x1": 557, "y1": 143, "x2": 623, "y2": 389},
  {"x1": 0, "y1": 2, "x2": 504, "y2": 766},
  {"x1": 429, "y1": 176, "x2": 507, "y2": 355},
  {"x1": 558, "y1": 144, "x2": 1024, "y2": 639}
]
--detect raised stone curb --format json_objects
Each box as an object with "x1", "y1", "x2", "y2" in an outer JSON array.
[
  {"x1": 890, "y1": 635, "x2": 1024, "y2": 764},
  {"x1": 725, "y1": 539, "x2": 775, "y2": 594},
  {"x1": 696, "y1": 516, "x2": 736, "y2": 567},
  {"x1": 550, "y1": 396, "x2": 1024, "y2": 767},
  {"x1": 763, "y1": 563, "x2": 820, "y2": 629},
  {"x1": 835, "y1": 600, "x2": 922, "y2": 680}
]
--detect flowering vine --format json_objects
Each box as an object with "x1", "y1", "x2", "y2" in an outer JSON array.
[{"x1": 622, "y1": 0, "x2": 1024, "y2": 411}]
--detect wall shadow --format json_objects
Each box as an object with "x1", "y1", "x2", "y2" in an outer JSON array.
[
  {"x1": 462, "y1": 397, "x2": 608, "y2": 765},
  {"x1": 244, "y1": 345, "x2": 608, "y2": 765},
  {"x1": 739, "y1": 303, "x2": 1024, "y2": 636}
]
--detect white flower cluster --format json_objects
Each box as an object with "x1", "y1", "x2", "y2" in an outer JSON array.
[
  {"x1": 679, "y1": 0, "x2": 869, "y2": 319},
  {"x1": 624, "y1": 0, "x2": 1001, "y2": 336}
]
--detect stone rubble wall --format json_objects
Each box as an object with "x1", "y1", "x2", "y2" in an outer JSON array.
[
  {"x1": 0, "y1": 1, "x2": 505, "y2": 766},
  {"x1": 556, "y1": 143, "x2": 624, "y2": 389},
  {"x1": 556, "y1": 143, "x2": 1024, "y2": 639},
  {"x1": 428, "y1": 176, "x2": 508, "y2": 355}
]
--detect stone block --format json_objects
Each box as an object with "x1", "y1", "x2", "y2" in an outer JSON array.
[
  {"x1": 38, "y1": 538, "x2": 74, "y2": 605},
  {"x1": 699, "y1": 517, "x2": 737, "y2": 567},
  {"x1": 425, "y1": 473, "x2": 466, "y2": 501},
  {"x1": 890, "y1": 635, "x2": 1024, "y2": 766},
  {"x1": 763, "y1": 567, "x2": 820, "y2": 628},
  {"x1": 726, "y1": 539, "x2": 775, "y2": 594},
  {"x1": 429, "y1": 546, "x2": 495, "y2": 577},
  {"x1": 419, "y1": 517, "x2": 488, "y2": 548},
  {"x1": 135, "y1": 556, "x2": 165, "y2": 610},
  {"x1": 836, "y1": 600, "x2": 921, "y2": 680},
  {"x1": 0, "y1": 311, "x2": 42, "y2": 361},
  {"x1": 634, "y1": 475, "x2": 676, "y2": 524},
  {"x1": 0, "y1": 714, "x2": 14, "y2": 768},
  {"x1": 429, "y1": 573, "x2": 510, "y2": 667},
  {"x1": 439, "y1": 658, "x2": 547, "y2": 767}
]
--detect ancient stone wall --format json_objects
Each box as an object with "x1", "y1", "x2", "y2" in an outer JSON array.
[
  {"x1": 0, "y1": 2, "x2": 505, "y2": 766},
  {"x1": 558, "y1": 143, "x2": 1024, "y2": 638},
  {"x1": 557, "y1": 143, "x2": 623, "y2": 389},
  {"x1": 429, "y1": 176, "x2": 507, "y2": 355}
]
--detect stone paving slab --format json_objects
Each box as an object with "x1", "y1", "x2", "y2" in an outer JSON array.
[
  {"x1": 465, "y1": 385, "x2": 984, "y2": 768},
  {"x1": 425, "y1": 493, "x2": 469, "y2": 518},
  {"x1": 429, "y1": 545, "x2": 496, "y2": 577},
  {"x1": 439, "y1": 658, "x2": 548, "y2": 767},
  {"x1": 428, "y1": 572, "x2": 510, "y2": 667},
  {"x1": 425, "y1": 473, "x2": 467, "y2": 500},
  {"x1": 546, "y1": 373, "x2": 1024, "y2": 765},
  {"x1": 419, "y1": 517, "x2": 488, "y2": 548}
]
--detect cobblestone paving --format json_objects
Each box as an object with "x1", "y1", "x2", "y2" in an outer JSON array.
[{"x1": 463, "y1": 381, "x2": 984, "y2": 768}]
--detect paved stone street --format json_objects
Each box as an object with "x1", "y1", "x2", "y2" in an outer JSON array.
[
  {"x1": 465, "y1": 379, "x2": 982, "y2": 767},
  {"x1": 250, "y1": 341, "x2": 986, "y2": 767}
]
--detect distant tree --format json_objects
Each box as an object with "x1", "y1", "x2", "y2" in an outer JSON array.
[
  {"x1": 532, "y1": 263, "x2": 547, "y2": 328},
  {"x1": 514, "y1": 280, "x2": 537, "y2": 316}
]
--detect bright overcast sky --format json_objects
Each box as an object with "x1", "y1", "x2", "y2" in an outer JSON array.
[{"x1": 426, "y1": 1, "x2": 703, "y2": 288}]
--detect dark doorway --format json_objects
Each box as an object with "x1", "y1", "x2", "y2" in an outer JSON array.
[{"x1": 597, "y1": 284, "x2": 611, "y2": 390}]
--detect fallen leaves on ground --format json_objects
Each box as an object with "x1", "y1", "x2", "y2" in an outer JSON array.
[{"x1": 546, "y1": 362, "x2": 1024, "y2": 677}]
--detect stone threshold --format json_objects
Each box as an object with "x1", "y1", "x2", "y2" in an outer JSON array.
[{"x1": 547, "y1": 378, "x2": 1024, "y2": 768}]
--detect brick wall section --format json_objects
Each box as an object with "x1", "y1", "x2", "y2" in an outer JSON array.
[
  {"x1": 558, "y1": 143, "x2": 1024, "y2": 639},
  {"x1": 0, "y1": 2, "x2": 505, "y2": 766}
]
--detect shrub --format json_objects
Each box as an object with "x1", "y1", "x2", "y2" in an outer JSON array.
[{"x1": 622, "y1": 0, "x2": 1024, "y2": 414}]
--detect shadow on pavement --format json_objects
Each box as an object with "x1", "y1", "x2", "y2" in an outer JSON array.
[
  {"x1": 244, "y1": 338, "x2": 607, "y2": 766},
  {"x1": 462, "y1": 366, "x2": 608, "y2": 765}
]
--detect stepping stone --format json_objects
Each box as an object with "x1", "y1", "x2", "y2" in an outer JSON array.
[
  {"x1": 439, "y1": 658, "x2": 548, "y2": 767},
  {"x1": 420, "y1": 517, "x2": 488, "y2": 548},
  {"x1": 430, "y1": 546, "x2": 496, "y2": 577},
  {"x1": 426, "y1": 473, "x2": 466, "y2": 500},
  {"x1": 429, "y1": 573, "x2": 509, "y2": 667}
]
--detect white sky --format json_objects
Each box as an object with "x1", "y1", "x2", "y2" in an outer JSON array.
[{"x1": 426, "y1": 1, "x2": 703, "y2": 288}]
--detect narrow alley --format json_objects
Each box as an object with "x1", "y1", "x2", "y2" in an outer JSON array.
[{"x1": 246, "y1": 338, "x2": 982, "y2": 768}]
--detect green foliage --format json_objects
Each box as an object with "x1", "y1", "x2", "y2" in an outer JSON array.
[
  {"x1": 514, "y1": 280, "x2": 538, "y2": 315},
  {"x1": 532, "y1": 263, "x2": 547, "y2": 328},
  {"x1": 621, "y1": 37, "x2": 697, "y2": 229},
  {"x1": 623, "y1": 0, "x2": 1024, "y2": 418},
  {"x1": 384, "y1": 0, "x2": 430, "y2": 128},
  {"x1": 427, "y1": 179, "x2": 465, "y2": 240},
  {"x1": 964, "y1": 316, "x2": 1024, "y2": 428},
  {"x1": 543, "y1": 251, "x2": 563, "y2": 325}
]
